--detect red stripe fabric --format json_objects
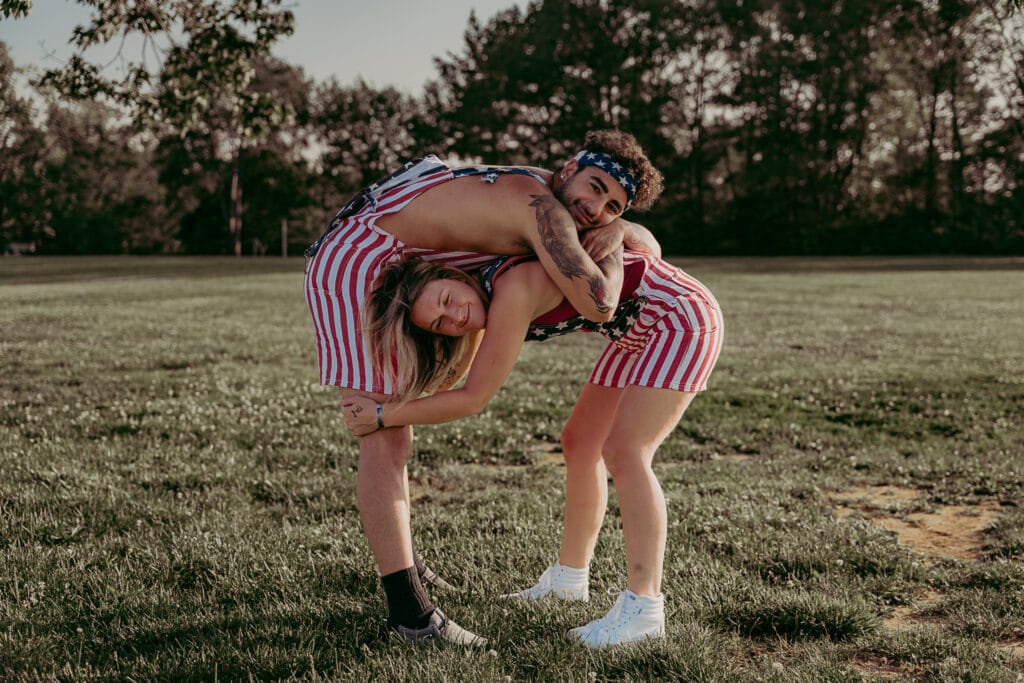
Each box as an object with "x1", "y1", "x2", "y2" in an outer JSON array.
[
  {"x1": 303, "y1": 164, "x2": 496, "y2": 393},
  {"x1": 587, "y1": 253, "x2": 723, "y2": 392}
]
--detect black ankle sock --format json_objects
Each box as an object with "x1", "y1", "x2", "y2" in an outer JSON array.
[{"x1": 381, "y1": 566, "x2": 434, "y2": 629}]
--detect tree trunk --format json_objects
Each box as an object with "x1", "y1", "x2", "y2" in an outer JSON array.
[
  {"x1": 230, "y1": 158, "x2": 243, "y2": 257},
  {"x1": 924, "y1": 73, "x2": 941, "y2": 227}
]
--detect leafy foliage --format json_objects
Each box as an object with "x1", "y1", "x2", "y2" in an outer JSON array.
[
  {"x1": 0, "y1": 0, "x2": 31, "y2": 19},
  {"x1": 2, "y1": 0, "x2": 1024, "y2": 254},
  {"x1": 312, "y1": 79, "x2": 432, "y2": 204},
  {"x1": 433, "y1": 0, "x2": 687, "y2": 166},
  {"x1": 35, "y1": 0, "x2": 295, "y2": 138}
]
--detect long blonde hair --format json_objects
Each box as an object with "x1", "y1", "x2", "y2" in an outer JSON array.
[{"x1": 362, "y1": 257, "x2": 488, "y2": 403}]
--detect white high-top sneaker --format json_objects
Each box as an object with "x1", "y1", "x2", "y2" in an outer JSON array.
[
  {"x1": 501, "y1": 563, "x2": 589, "y2": 601},
  {"x1": 568, "y1": 590, "x2": 665, "y2": 648}
]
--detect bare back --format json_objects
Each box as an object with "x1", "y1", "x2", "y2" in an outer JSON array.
[
  {"x1": 376, "y1": 172, "x2": 553, "y2": 255},
  {"x1": 372, "y1": 161, "x2": 621, "y2": 323}
]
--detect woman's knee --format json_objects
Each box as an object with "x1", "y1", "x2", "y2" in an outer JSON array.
[
  {"x1": 560, "y1": 421, "x2": 603, "y2": 469},
  {"x1": 600, "y1": 437, "x2": 652, "y2": 480}
]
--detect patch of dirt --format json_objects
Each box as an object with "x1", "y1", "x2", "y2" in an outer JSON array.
[
  {"x1": 833, "y1": 487, "x2": 1023, "y2": 663},
  {"x1": 831, "y1": 485, "x2": 1001, "y2": 561},
  {"x1": 996, "y1": 642, "x2": 1024, "y2": 659},
  {"x1": 849, "y1": 653, "x2": 918, "y2": 681},
  {"x1": 832, "y1": 485, "x2": 922, "y2": 510},
  {"x1": 883, "y1": 589, "x2": 945, "y2": 631}
]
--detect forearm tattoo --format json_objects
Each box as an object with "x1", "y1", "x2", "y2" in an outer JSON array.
[
  {"x1": 597, "y1": 247, "x2": 624, "y2": 276},
  {"x1": 529, "y1": 194, "x2": 612, "y2": 314}
]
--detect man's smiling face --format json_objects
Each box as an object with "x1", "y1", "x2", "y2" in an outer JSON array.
[{"x1": 555, "y1": 159, "x2": 629, "y2": 229}]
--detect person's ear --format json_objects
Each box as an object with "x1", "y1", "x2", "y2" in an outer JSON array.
[{"x1": 559, "y1": 159, "x2": 579, "y2": 181}]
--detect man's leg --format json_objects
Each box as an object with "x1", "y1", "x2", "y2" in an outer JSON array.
[
  {"x1": 400, "y1": 461, "x2": 455, "y2": 593},
  {"x1": 344, "y1": 389, "x2": 485, "y2": 645},
  {"x1": 354, "y1": 415, "x2": 416, "y2": 576}
]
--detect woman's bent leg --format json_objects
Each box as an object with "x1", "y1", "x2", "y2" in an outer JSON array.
[
  {"x1": 569, "y1": 386, "x2": 695, "y2": 647},
  {"x1": 504, "y1": 383, "x2": 621, "y2": 601},
  {"x1": 558, "y1": 383, "x2": 622, "y2": 568},
  {"x1": 601, "y1": 386, "x2": 695, "y2": 597}
]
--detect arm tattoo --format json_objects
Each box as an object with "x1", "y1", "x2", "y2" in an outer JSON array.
[
  {"x1": 529, "y1": 194, "x2": 612, "y2": 314},
  {"x1": 589, "y1": 248, "x2": 623, "y2": 314},
  {"x1": 588, "y1": 276, "x2": 610, "y2": 314}
]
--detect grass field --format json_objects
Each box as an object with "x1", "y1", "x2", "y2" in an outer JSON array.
[{"x1": 2, "y1": 256, "x2": 1023, "y2": 682}]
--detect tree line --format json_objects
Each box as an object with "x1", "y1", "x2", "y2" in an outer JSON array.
[{"x1": 2, "y1": 0, "x2": 1022, "y2": 256}]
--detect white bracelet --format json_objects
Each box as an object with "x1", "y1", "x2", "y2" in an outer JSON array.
[{"x1": 376, "y1": 403, "x2": 385, "y2": 430}]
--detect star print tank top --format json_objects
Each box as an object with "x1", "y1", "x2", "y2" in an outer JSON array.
[{"x1": 479, "y1": 254, "x2": 649, "y2": 342}]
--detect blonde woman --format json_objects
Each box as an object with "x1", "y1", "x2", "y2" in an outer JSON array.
[{"x1": 343, "y1": 250, "x2": 723, "y2": 648}]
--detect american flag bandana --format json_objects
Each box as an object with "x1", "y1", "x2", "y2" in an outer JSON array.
[{"x1": 574, "y1": 150, "x2": 639, "y2": 207}]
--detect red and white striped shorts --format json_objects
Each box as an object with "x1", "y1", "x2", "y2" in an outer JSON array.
[{"x1": 589, "y1": 260, "x2": 723, "y2": 392}]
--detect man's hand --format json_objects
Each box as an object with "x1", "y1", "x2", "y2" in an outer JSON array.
[
  {"x1": 342, "y1": 395, "x2": 380, "y2": 436},
  {"x1": 581, "y1": 222, "x2": 626, "y2": 262},
  {"x1": 618, "y1": 219, "x2": 662, "y2": 258}
]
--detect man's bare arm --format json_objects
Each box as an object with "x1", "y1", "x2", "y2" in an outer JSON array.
[
  {"x1": 528, "y1": 193, "x2": 623, "y2": 321},
  {"x1": 621, "y1": 220, "x2": 662, "y2": 258}
]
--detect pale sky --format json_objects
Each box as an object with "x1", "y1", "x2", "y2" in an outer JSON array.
[{"x1": 0, "y1": 0, "x2": 527, "y2": 93}]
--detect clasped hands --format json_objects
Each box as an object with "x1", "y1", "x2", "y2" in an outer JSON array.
[
  {"x1": 339, "y1": 221, "x2": 637, "y2": 437},
  {"x1": 581, "y1": 221, "x2": 625, "y2": 262}
]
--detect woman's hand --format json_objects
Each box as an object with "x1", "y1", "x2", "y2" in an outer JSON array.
[{"x1": 342, "y1": 395, "x2": 380, "y2": 436}]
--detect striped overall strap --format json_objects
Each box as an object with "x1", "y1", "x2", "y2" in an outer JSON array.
[{"x1": 304, "y1": 156, "x2": 449, "y2": 258}]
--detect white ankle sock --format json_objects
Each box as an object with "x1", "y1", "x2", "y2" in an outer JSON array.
[{"x1": 552, "y1": 562, "x2": 588, "y2": 586}]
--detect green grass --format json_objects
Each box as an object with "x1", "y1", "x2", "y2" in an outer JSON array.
[{"x1": 2, "y1": 255, "x2": 1023, "y2": 681}]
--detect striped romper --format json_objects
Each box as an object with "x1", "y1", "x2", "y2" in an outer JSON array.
[
  {"x1": 482, "y1": 252, "x2": 724, "y2": 392},
  {"x1": 304, "y1": 156, "x2": 548, "y2": 394}
]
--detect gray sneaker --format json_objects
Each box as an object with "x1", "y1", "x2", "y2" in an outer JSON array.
[
  {"x1": 393, "y1": 609, "x2": 488, "y2": 647},
  {"x1": 420, "y1": 566, "x2": 457, "y2": 593}
]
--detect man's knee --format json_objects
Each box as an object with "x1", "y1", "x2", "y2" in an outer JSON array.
[
  {"x1": 359, "y1": 424, "x2": 414, "y2": 470},
  {"x1": 340, "y1": 388, "x2": 414, "y2": 470}
]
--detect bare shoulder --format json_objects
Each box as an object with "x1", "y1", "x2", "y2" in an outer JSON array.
[
  {"x1": 493, "y1": 260, "x2": 563, "y2": 313},
  {"x1": 485, "y1": 172, "x2": 555, "y2": 204},
  {"x1": 410, "y1": 172, "x2": 553, "y2": 216},
  {"x1": 517, "y1": 165, "x2": 554, "y2": 182},
  {"x1": 438, "y1": 174, "x2": 559, "y2": 237}
]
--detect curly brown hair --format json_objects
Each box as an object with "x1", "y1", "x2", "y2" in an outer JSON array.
[{"x1": 578, "y1": 129, "x2": 664, "y2": 211}]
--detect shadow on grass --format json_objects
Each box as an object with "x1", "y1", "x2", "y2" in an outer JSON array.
[
  {"x1": 710, "y1": 588, "x2": 879, "y2": 641},
  {"x1": 67, "y1": 603, "x2": 379, "y2": 681}
]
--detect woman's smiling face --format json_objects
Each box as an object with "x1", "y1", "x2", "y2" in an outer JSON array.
[{"x1": 411, "y1": 278, "x2": 488, "y2": 337}]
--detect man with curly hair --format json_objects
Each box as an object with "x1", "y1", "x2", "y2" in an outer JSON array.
[{"x1": 304, "y1": 129, "x2": 664, "y2": 646}]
